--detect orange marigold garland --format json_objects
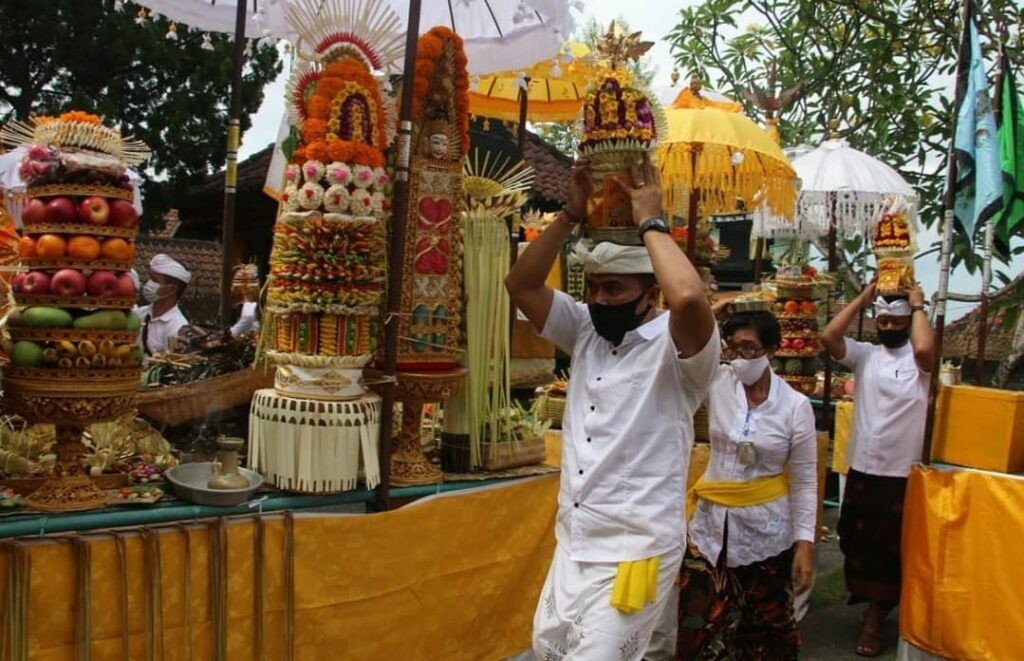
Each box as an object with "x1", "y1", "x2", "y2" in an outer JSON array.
[
  {"x1": 307, "y1": 96, "x2": 331, "y2": 120},
  {"x1": 410, "y1": 26, "x2": 470, "y2": 156}
]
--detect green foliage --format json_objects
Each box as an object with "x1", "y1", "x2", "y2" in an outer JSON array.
[
  {"x1": 666, "y1": 0, "x2": 1024, "y2": 276},
  {"x1": 0, "y1": 0, "x2": 281, "y2": 223},
  {"x1": 534, "y1": 15, "x2": 657, "y2": 158}
]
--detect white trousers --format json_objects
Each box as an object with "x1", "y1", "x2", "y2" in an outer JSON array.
[{"x1": 532, "y1": 544, "x2": 683, "y2": 661}]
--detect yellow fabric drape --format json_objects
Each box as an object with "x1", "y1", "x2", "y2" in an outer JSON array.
[
  {"x1": 0, "y1": 477, "x2": 559, "y2": 661},
  {"x1": 610, "y1": 557, "x2": 661, "y2": 614},
  {"x1": 902, "y1": 465, "x2": 1024, "y2": 660},
  {"x1": 686, "y1": 473, "x2": 789, "y2": 520},
  {"x1": 832, "y1": 400, "x2": 854, "y2": 475}
]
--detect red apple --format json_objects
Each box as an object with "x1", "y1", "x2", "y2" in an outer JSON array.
[
  {"x1": 107, "y1": 199, "x2": 139, "y2": 229},
  {"x1": 792, "y1": 338, "x2": 806, "y2": 350},
  {"x1": 19, "y1": 270, "x2": 52, "y2": 295},
  {"x1": 50, "y1": 269, "x2": 87, "y2": 297},
  {"x1": 87, "y1": 270, "x2": 121, "y2": 297},
  {"x1": 45, "y1": 197, "x2": 77, "y2": 224},
  {"x1": 115, "y1": 271, "x2": 136, "y2": 298},
  {"x1": 78, "y1": 196, "x2": 110, "y2": 225},
  {"x1": 21, "y1": 198, "x2": 47, "y2": 225},
  {"x1": 780, "y1": 338, "x2": 792, "y2": 349},
  {"x1": 10, "y1": 272, "x2": 27, "y2": 293}
]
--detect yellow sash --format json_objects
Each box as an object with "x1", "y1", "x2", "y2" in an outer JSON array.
[
  {"x1": 686, "y1": 473, "x2": 789, "y2": 520},
  {"x1": 610, "y1": 556, "x2": 661, "y2": 614}
]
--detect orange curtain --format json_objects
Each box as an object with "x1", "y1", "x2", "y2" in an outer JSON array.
[{"x1": 901, "y1": 465, "x2": 1024, "y2": 659}]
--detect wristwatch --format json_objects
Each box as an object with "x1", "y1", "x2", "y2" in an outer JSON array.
[
  {"x1": 638, "y1": 216, "x2": 670, "y2": 241},
  {"x1": 911, "y1": 305, "x2": 926, "y2": 313}
]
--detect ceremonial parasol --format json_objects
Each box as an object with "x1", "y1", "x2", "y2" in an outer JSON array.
[{"x1": 656, "y1": 77, "x2": 796, "y2": 259}]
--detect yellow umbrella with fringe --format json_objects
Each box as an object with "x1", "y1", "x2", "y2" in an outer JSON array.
[
  {"x1": 469, "y1": 41, "x2": 607, "y2": 129},
  {"x1": 657, "y1": 80, "x2": 796, "y2": 258}
]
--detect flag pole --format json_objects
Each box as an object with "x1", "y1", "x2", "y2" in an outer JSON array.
[
  {"x1": 975, "y1": 30, "x2": 1006, "y2": 384},
  {"x1": 923, "y1": 0, "x2": 972, "y2": 462}
]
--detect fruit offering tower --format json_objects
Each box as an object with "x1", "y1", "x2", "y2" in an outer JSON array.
[
  {"x1": 248, "y1": 0, "x2": 403, "y2": 493},
  {"x1": 578, "y1": 24, "x2": 665, "y2": 246},
  {"x1": 1, "y1": 111, "x2": 148, "y2": 511},
  {"x1": 872, "y1": 196, "x2": 917, "y2": 294},
  {"x1": 770, "y1": 260, "x2": 822, "y2": 396}
]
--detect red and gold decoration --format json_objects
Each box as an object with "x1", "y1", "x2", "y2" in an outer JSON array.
[
  {"x1": 249, "y1": 0, "x2": 401, "y2": 493},
  {"x1": 388, "y1": 27, "x2": 472, "y2": 486},
  {"x1": 872, "y1": 196, "x2": 917, "y2": 294},
  {"x1": 768, "y1": 261, "x2": 824, "y2": 396},
  {"x1": 0, "y1": 111, "x2": 148, "y2": 511},
  {"x1": 578, "y1": 22, "x2": 665, "y2": 245}
]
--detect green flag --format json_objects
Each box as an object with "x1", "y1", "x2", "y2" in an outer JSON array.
[{"x1": 997, "y1": 49, "x2": 1024, "y2": 242}]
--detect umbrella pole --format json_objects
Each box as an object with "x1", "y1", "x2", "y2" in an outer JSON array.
[
  {"x1": 218, "y1": 0, "x2": 249, "y2": 330},
  {"x1": 821, "y1": 193, "x2": 837, "y2": 437},
  {"x1": 509, "y1": 83, "x2": 529, "y2": 337},
  {"x1": 376, "y1": 0, "x2": 423, "y2": 511},
  {"x1": 686, "y1": 145, "x2": 702, "y2": 261}
]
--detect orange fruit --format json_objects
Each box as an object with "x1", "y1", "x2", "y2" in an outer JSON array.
[
  {"x1": 67, "y1": 235, "x2": 102, "y2": 261},
  {"x1": 100, "y1": 238, "x2": 134, "y2": 261},
  {"x1": 35, "y1": 234, "x2": 67, "y2": 258},
  {"x1": 800, "y1": 301, "x2": 817, "y2": 315},
  {"x1": 783, "y1": 300, "x2": 800, "y2": 314},
  {"x1": 17, "y1": 236, "x2": 37, "y2": 258}
]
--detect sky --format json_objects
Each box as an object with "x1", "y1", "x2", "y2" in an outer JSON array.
[{"x1": 237, "y1": 0, "x2": 1009, "y2": 322}]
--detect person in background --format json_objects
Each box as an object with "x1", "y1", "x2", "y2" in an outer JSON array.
[
  {"x1": 138, "y1": 253, "x2": 191, "y2": 356},
  {"x1": 506, "y1": 153, "x2": 718, "y2": 660},
  {"x1": 229, "y1": 263, "x2": 260, "y2": 338},
  {"x1": 821, "y1": 281, "x2": 934, "y2": 658},
  {"x1": 676, "y1": 309, "x2": 817, "y2": 660}
]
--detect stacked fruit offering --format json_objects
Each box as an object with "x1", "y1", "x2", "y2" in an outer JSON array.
[
  {"x1": 0, "y1": 111, "x2": 149, "y2": 511},
  {"x1": 771, "y1": 289, "x2": 821, "y2": 396}
]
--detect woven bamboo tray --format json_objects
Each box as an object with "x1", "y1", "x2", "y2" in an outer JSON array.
[
  {"x1": 480, "y1": 436, "x2": 547, "y2": 471},
  {"x1": 535, "y1": 394, "x2": 565, "y2": 426},
  {"x1": 22, "y1": 223, "x2": 138, "y2": 239},
  {"x1": 12, "y1": 293, "x2": 135, "y2": 309},
  {"x1": 22, "y1": 257, "x2": 134, "y2": 272},
  {"x1": 7, "y1": 328, "x2": 138, "y2": 344},
  {"x1": 137, "y1": 366, "x2": 275, "y2": 427},
  {"x1": 26, "y1": 184, "x2": 133, "y2": 201}
]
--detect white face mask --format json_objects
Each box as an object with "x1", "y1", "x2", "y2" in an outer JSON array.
[
  {"x1": 730, "y1": 355, "x2": 770, "y2": 386},
  {"x1": 142, "y1": 280, "x2": 165, "y2": 303}
]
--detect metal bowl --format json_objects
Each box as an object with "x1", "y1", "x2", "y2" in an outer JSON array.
[{"x1": 164, "y1": 463, "x2": 264, "y2": 507}]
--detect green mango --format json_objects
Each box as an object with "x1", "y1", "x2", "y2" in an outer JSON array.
[
  {"x1": 125, "y1": 311, "x2": 142, "y2": 331},
  {"x1": 18, "y1": 307, "x2": 74, "y2": 329},
  {"x1": 73, "y1": 310, "x2": 128, "y2": 330},
  {"x1": 11, "y1": 340, "x2": 44, "y2": 367}
]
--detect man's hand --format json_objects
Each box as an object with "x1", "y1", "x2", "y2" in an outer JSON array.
[
  {"x1": 613, "y1": 152, "x2": 663, "y2": 225},
  {"x1": 792, "y1": 542, "x2": 814, "y2": 595},
  {"x1": 857, "y1": 280, "x2": 878, "y2": 306},
  {"x1": 566, "y1": 158, "x2": 593, "y2": 220},
  {"x1": 908, "y1": 283, "x2": 925, "y2": 307}
]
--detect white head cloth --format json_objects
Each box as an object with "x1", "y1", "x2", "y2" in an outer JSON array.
[
  {"x1": 150, "y1": 253, "x2": 192, "y2": 284},
  {"x1": 574, "y1": 240, "x2": 654, "y2": 274},
  {"x1": 874, "y1": 295, "x2": 911, "y2": 317}
]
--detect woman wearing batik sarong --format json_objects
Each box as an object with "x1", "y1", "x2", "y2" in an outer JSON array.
[
  {"x1": 821, "y1": 281, "x2": 934, "y2": 657},
  {"x1": 676, "y1": 310, "x2": 817, "y2": 660}
]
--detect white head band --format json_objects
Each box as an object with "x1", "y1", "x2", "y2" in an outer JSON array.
[
  {"x1": 574, "y1": 240, "x2": 654, "y2": 275},
  {"x1": 874, "y1": 295, "x2": 911, "y2": 317}
]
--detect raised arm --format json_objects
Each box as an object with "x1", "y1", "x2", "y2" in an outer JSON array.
[
  {"x1": 907, "y1": 284, "x2": 936, "y2": 372},
  {"x1": 822, "y1": 281, "x2": 876, "y2": 361},
  {"x1": 614, "y1": 153, "x2": 714, "y2": 358},
  {"x1": 505, "y1": 160, "x2": 591, "y2": 333}
]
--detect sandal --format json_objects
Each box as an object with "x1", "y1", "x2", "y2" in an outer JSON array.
[{"x1": 855, "y1": 621, "x2": 882, "y2": 657}]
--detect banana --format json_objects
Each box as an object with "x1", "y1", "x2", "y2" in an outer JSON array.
[
  {"x1": 76, "y1": 356, "x2": 92, "y2": 369},
  {"x1": 98, "y1": 340, "x2": 116, "y2": 357},
  {"x1": 57, "y1": 341, "x2": 78, "y2": 358},
  {"x1": 42, "y1": 348, "x2": 60, "y2": 366},
  {"x1": 57, "y1": 357, "x2": 74, "y2": 369},
  {"x1": 78, "y1": 341, "x2": 97, "y2": 357},
  {"x1": 115, "y1": 344, "x2": 134, "y2": 359},
  {"x1": 91, "y1": 353, "x2": 107, "y2": 368}
]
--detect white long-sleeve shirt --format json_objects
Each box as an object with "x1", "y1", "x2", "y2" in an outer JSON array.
[
  {"x1": 541, "y1": 290, "x2": 720, "y2": 562},
  {"x1": 230, "y1": 301, "x2": 260, "y2": 338},
  {"x1": 689, "y1": 365, "x2": 818, "y2": 567}
]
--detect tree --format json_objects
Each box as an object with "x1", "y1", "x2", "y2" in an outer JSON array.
[
  {"x1": 666, "y1": 0, "x2": 1024, "y2": 278},
  {"x1": 534, "y1": 16, "x2": 657, "y2": 157},
  {"x1": 0, "y1": 0, "x2": 281, "y2": 223}
]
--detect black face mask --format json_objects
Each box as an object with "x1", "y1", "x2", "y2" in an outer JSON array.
[
  {"x1": 588, "y1": 292, "x2": 651, "y2": 346},
  {"x1": 877, "y1": 328, "x2": 910, "y2": 348}
]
